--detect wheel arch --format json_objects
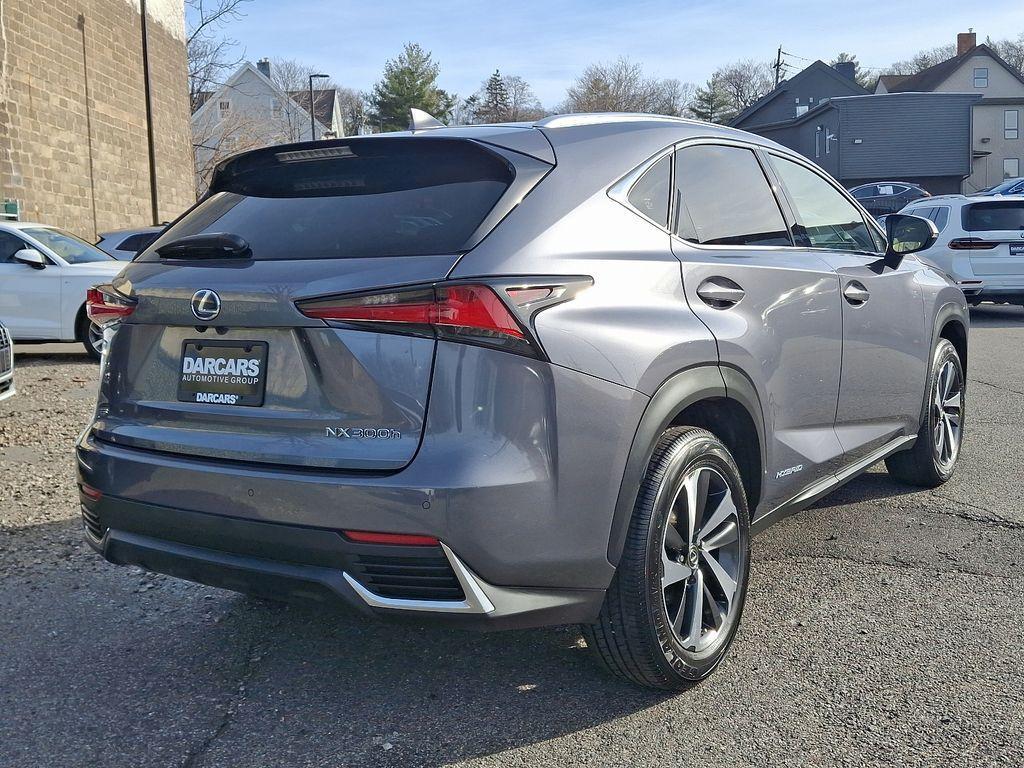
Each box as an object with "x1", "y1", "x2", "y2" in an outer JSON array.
[
  {"x1": 936, "y1": 308, "x2": 968, "y2": 374},
  {"x1": 607, "y1": 364, "x2": 766, "y2": 566},
  {"x1": 74, "y1": 302, "x2": 89, "y2": 341}
]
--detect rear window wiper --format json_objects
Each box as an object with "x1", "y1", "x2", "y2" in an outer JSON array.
[{"x1": 157, "y1": 233, "x2": 252, "y2": 260}]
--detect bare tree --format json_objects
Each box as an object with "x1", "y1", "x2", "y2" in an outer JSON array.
[
  {"x1": 503, "y1": 75, "x2": 545, "y2": 121},
  {"x1": 989, "y1": 33, "x2": 1024, "y2": 73},
  {"x1": 887, "y1": 44, "x2": 956, "y2": 75},
  {"x1": 563, "y1": 58, "x2": 693, "y2": 116},
  {"x1": 191, "y1": 107, "x2": 268, "y2": 195},
  {"x1": 713, "y1": 59, "x2": 773, "y2": 113},
  {"x1": 186, "y1": 0, "x2": 252, "y2": 113}
]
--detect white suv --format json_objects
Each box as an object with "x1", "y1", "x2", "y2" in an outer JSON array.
[
  {"x1": 0, "y1": 221, "x2": 124, "y2": 359},
  {"x1": 900, "y1": 195, "x2": 1024, "y2": 305}
]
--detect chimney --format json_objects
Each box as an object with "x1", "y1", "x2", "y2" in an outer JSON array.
[
  {"x1": 833, "y1": 61, "x2": 856, "y2": 82},
  {"x1": 957, "y1": 31, "x2": 977, "y2": 56},
  {"x1": 256, "y1": 58, "x2": 271, "y2": 79}
]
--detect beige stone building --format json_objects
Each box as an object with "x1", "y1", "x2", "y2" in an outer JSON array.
[{"x1": 0, "y1": 0, "x2": 194, "y2": 241}]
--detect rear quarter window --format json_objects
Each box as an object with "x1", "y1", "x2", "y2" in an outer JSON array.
[{"x1": 142, "y1": 139, "x2": 515, "y2": 261}]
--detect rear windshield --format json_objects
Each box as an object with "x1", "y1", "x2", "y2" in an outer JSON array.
[
  {"x1": 141, "y1": 139, "x2": 514, "y2": 261},
  {"x1": 964, "y1": 201, "x2": 1024, "y2": 232}
]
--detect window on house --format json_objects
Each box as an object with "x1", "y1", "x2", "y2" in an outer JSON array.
[
  {"x1": 815, "y1": 128, "x2": 822, "y2": 159},
  {"x1": 272, "y1": 99, "x2": 283, "y2": 119},
  {"x1": 1005, "y1": 158, "x2": 1020, "y2": 179},
  {"x1": 218, "y1": 100, "x2": 231, "y2": 119},
  {"x1": 796, "y1": 105, "x2": 809, "y2": 116},
  {"x1": 974, "y1": 67, "x2": 989, "y2": 88},
  {"x1": 1006, "y1": 110, "x2": 1019, "y2": 140}
]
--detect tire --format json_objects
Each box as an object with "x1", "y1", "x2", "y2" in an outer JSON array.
[
  {"x1": 885, "y1": 338, "x2": 964, "y2": 487},
  {"x1": 583, "y1": 427, "x2": 751, "y2": 690},
  {"x1": 77, "y1": 312, "x2": 103, "y2": 362}
]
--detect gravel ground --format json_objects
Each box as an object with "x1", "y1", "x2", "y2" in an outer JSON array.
[{"x1": 1, "y1": 307, "x2": 1022, "y2": 768}]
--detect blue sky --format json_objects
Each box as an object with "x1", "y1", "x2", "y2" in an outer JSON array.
[{"x1": 205, "y1": 0, "x2": 1024, "y2": 106}]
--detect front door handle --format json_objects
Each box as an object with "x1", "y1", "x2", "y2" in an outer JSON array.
[
  {"x1": 696, "y1": 278, "x2": 745, "y2": 308},
  {"x1": 843, "y1": 281, "x2": 870, "y2": 305}
]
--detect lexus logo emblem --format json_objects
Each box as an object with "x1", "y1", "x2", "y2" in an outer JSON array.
[{"x1": 191, "y1": 289, "x2": 221, "y2": 321}]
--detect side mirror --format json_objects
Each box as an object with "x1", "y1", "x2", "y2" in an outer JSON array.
[
  {"x1": 884, "y1": 214, "x2": 938, "y2": 268},
  {"x1": 13, "y1": 248, "x2": 46, "y2": 269}
]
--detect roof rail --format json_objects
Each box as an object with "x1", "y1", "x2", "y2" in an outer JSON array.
[{"x1": 534, "y1": 112, "x2": 696, "y2": 129}]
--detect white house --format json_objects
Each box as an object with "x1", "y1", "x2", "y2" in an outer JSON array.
[
  {"x1": 876, "y1": 32, "x2": 1024, "y2": 193},
  {"x1": 191, "y1": 60, "x2": 343, "y2": 192}
]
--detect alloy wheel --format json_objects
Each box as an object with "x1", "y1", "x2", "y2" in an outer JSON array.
[
  {"x1": 932, "y1": 359, "x2": 963, "y2": 470},
  {"x1": 88, "y1": 324, "x2": 104, "y2": 357},
  {"x1": 661, "y1": 465, "x2": 743, "y2": 657}
]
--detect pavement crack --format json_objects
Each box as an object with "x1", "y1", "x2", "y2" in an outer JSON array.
[
  {"x1": 926, "y1": 492, "x2": 1024, "y2": 532},
  {"x1": 968, "y1": 377, "x2": 1024, "y2": 397},
  {"x1": 763, "y1": 552, "x2": 1008, "y2": 580},
  {"x1": 180, "y1": 613, "x2": 275, "y2": 768}
]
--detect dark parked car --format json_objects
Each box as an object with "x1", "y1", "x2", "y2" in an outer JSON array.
[
  {"x1": 849, "y1": 182, "x2": 930, "y2": 216},
  {"x1": 978, "y1": 177, "x2": 1024, "y2": 196},
  {"x1": 96, "y1": 226, "x2": 165, "y2": 260},
  {"x1": 78, "y1": 114, "x2": 967, "y2": 690}
]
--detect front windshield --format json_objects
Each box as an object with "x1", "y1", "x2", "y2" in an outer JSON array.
[{"x1": 25, "y1": 227, "x2": 113, "y2": 264}]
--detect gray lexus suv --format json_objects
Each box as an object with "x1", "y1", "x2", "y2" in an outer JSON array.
[{"x1": 78, "y1": 114, "x2": 968, "y2": 689}]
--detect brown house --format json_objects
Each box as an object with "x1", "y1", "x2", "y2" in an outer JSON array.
[{"x1": 0, "y1": 0, "x2": 194, "y2": 240}]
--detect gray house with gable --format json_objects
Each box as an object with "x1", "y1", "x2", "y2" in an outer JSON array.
[
  {"x1": 731, "y1": 60, "x2": 869, "y2": 131},
  {"x1": 753, "y1": 92, "x2": 981, "y2": 194}
]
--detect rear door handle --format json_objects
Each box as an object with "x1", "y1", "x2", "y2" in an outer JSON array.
[
  {"x1": 843, "y1": 281, "x2": 870, "y2": 305},
  {"x1": 696, "y1": 278, "x2": 745, "y2": 308}
]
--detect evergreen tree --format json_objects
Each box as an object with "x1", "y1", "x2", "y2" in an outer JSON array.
[
  {"x1": 478, "y1": 70, "x2": 511, "y2": 123},
  {"x1": 368, "y1": 43, "x2": 455, "y2": 131},
  {"x1": 689, "y1": 79, "x2": 733, "y2": 123}
]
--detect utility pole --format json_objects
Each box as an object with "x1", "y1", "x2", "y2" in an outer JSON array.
[{"x1": 773, "y1": 45, "x2": 784, "y2": 88}]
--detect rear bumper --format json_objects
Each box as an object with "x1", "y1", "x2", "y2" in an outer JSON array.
[
  {"x1": 81, "y1": 492, "x2": 605, "y2": 630},
  {"x1": 974, "y1": 287, "x2": 1024, "y2": 304}
]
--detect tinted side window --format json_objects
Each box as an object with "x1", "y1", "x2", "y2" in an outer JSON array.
[
  {"x1": 673, "y1": 145, "x2": 790, "y2": 247},
  {"x1": 852, "y1": 186, "x2": 876, "y2": 199},
  {"x1": 768, "y1": 155, "x2": 879, "y2": 253},
  {"x1": 932, "y1": 207, "x2": 949, "y2": 232},
  {"x1": 0, "y1": 232, "x2": 28, "y2": 263},
  {"x1": 626, "y1": 155, "x2": 670, "y2": 228},
  {"x1": 118, "y1": 233, "x2": 160, "y2": 253}
]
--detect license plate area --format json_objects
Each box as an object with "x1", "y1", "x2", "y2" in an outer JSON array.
[
  {"x1": 1010, "y1": 244, "x2": 1024, "y2": 256},
  {"x1": 178, "y1": 340, "x2": 268, "y2": 407}
]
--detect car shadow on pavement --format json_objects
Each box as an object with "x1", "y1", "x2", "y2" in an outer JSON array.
[
  {"x1": 968, "y1": 304, "x2": 1024, "y2": 328},
  {"x1": 808, "y1": 467, "x2": 921, "y2": 510},
  {"x1": 1, "y1": 518, "x2": 672, "y2": 767}
]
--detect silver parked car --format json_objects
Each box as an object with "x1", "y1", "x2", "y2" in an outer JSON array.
[
  {"x1": 0, "y1": 321, "x2": 14, "y2": 402},
  {"x1": 77, "y1": 114, "x2": 967, "y2": 689}
]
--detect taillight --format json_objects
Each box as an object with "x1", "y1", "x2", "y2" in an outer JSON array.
[
  {"x1": 298, "y1": 283, "x2": 536, "y2": 355},
  {"x1": 948, "y1": 238, "x2": 998, "y2": 250},
  {"x1": 87, "y1": 285, "x2": 136, "y2": 327}
]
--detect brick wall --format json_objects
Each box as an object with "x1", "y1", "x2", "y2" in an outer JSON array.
[{"x1": 0, "y1": 0, "x2": 194, "y2": 240}]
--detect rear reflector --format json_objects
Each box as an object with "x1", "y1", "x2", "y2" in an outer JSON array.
[
  {"x1": 298, "y1": 283, "x2": 537, "y2": 355},
  {"x1": 87, "y1": 285, "x2": 136, "y2": 327},
  {"x1": 343, "y1": 530, "x2": 440, "y2": 546},
  {"x1": 78, "y1": 483, "x2": 102, "y2": 502},
  {"x1": 948, "y1": 238, "x2": 998, "y2": 250}
]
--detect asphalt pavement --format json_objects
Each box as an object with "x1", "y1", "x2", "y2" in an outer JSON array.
[{"x1": 1, "y1": 306, "x2": 1022, "y2": 767}]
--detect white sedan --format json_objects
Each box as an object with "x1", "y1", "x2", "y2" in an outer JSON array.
[{"x1": 0, "y1": 221, "x2": 124, "y2": 359}]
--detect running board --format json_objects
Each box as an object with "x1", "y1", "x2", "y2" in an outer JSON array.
[{"x1": 751, "y1": 434, "x2": 916, "y2": 535}]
